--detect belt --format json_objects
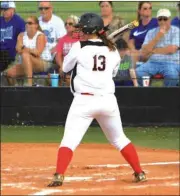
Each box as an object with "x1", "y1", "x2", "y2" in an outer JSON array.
[{"x1": 81, "y1": 93, "x2": 94, "y2": 96}]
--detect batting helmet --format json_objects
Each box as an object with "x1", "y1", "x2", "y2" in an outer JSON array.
[{"x1": 75, "y1": 13, "x2": 104, "y2": 34}]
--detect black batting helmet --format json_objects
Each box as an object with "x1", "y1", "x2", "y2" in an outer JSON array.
[{"x1": 75, "y1": 13, "x2": 104, "y2": 34}]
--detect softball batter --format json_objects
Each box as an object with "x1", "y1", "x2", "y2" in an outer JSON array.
[{"x1": 48, "y1": 13, "x2": 146, "y2": 187}]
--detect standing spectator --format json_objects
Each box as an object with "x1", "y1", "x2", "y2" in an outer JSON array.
[
  {"x1": 38, "y1": 1, "x2": 66, "y2": 62},
  {"x1": 55, "y1": 15, "x2": 80, "y2": 86},
  {"x1": 129, "y1": 1, "x2": 158, "y2": 51},
  {"x1": 99, "y1": 1, "x2": 125, "y2": 42},
  {"x1": 0, "y1": 1, "x2": 25, "y2": 72},
  {"x1": 171, "y1": 2, "x2": 180, "y2": 28},
  {"x1": 136, "y1": 9, "x2": 180, "y2": 87},
  {"x1": 6, "y1": 16, "x2": 52, "y2": 86},
  {"x1": 114, "y1": 39, "x2": 134, "y2": 86}
]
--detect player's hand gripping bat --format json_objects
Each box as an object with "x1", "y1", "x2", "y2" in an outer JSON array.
[{"x1": 108, "y1": 20, "x2": 139, "y2": 40}]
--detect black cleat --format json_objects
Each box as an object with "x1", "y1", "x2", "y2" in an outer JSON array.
[
  {"x1": 133, "y1": 171, "x2": 147, "y2": 182},
  {"x1": 47, "y1": 173, "x2": 64, "y2": 187}
]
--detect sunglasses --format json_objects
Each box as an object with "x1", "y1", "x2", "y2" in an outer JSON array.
[
  {"x1": 65, "y1": 22, "x2": 74, "y2": 26},
  {"x1": 38, "y1": 7, "x2": 50, "y2": 11},
  {"x1": 1, "y1": 8, "x2": 10, "y2": 11},
  {"x1": 25, "y1": 21, "x2": 35, "y2": 25},
  {"x1": 158, "y1": 17, "x2": 168, "y2": 21},
  {"x1": 143, "y1": 7, "x2": 152, "y2": 10}
]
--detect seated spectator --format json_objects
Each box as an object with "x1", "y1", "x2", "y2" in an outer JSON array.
[
  {"x1": 55, "y1": 15, "x2": 80, "y2": 86},
  {"x1": 6, "y1": 16, "x2": 52, "y2": 86},
  {"x1": 129, "y1": 1, "x2": 158, "y2": 68},
  {"x1": 129, "y1": 1, "x2": 158, "y2": 51},
  {"x1": 114, "y1": 39, "x2": 134, "y2": 86},
  {"x1": 0, "y1": 1, "x2": 25, "y2": 72},
  {"x1": 38, "y1": 1, "x2": 66, "y2": 62},
  {"x1": 135, "y1": 9, "x2": 180, "y2": 87},
  {"x1": 171, "y1": 2, "x2": 180, "y2": 28},
  {"x1": 99, "y1": 1, "x2": 125, "y2": 42}
]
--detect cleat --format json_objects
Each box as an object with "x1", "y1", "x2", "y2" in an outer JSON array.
[
  {"x1": 47, "y1": 173, "x2": 64, "y2": 187},
  {"x1": 133, "y1": 171, "x2": 147, "y2": 182}
]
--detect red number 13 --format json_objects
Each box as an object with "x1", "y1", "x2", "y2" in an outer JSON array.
[{"x1": 93, "y1": 55, "x2": 106, "y2": 71}]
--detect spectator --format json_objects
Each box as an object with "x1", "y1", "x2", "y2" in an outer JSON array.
[
  {"x1": 114, "y1": 39, "x2": 134, "y2": 86},
  {"x1": 6, "y1": 16, "x2": 52, "y2": 86},
  {"x1": 129, "y1": 1, "x2": 158, "y2": 51},
  {"x1": 55, "y1": 15, "x2": 80, "y2": 86},
  {"x1": 0, "y1": 1, "x2": 25, "y2": 72},
  {"x1": 136, "y1": 9, "x2": 180, "y2": 87},
  {"x1": 99, "y1": 1, "x2": 125, "y2": 42},
  {"x1": 38, "y1": 1, "x2": 66, "y2": 62},
  {"x1": 171, "y1": 2, "x2": 180, "y2": 28}
]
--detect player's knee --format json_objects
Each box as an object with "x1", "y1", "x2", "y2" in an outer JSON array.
[
  {"x1": 60, "y1": 138, "x2": 80, "y2": 152},
  {"x1": 110, "y1": 135, "x2": 131, "y2": 151}
]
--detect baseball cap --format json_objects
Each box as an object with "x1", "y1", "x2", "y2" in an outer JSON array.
[
  {"x1": 1, "y1": 1, "x2": 16, "y2": 9},
  {"x1": 156, "y1": 9, "x2": 171, "y2": 18}
]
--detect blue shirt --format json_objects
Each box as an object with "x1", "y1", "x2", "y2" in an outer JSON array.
[
  {"x1": 129, "y1": 18, "x2": 158, "y2": 50},
  {"x1": 0, "y1": 14, "x2": 25, "y2": 60},
  {"x1": 171, "y1": 17, "x2": 180, "y2": 28},
  {"x1": 143, "y1": 26, "x2": 180, "y2": 64}
]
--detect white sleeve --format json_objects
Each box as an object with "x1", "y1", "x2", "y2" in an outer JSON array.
[
  {"x1": 55, "y1": 16, "x2": 67, "y2": 39},
  {"x1": 113, "y1": 51, "x2": 121, "y2": 77},
  {"x1": 63, "y1": 42, "x2": 81, "y2": 73}
]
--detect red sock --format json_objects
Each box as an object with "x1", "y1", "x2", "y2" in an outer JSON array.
[
  {"x1": 56, "y1": 147, "x2": 73, "y2": 175},
  {"x1": 120, "y1": 143, "x2": 142, "y2": 173}
]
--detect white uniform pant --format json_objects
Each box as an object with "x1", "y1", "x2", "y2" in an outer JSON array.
[{"x1": 60, "y1": 94, "x2": 131, "y2": 151}]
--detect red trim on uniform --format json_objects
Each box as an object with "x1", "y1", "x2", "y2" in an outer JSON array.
[
  {"x1": 81, "y1": 93, "x2": 94, "y2": 96},
  {"x1": 56, "y1": 147, "x2": 73, "y2": 175},
  {"x1": 120, "y1": 143, "x2": 142, "y2": 173}
]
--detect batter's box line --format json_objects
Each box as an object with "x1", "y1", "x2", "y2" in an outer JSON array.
[
  {"x1": 2, "y1": 161, "x2": 179, "y2": 172},
  {"x1": 84, "y1": 161, "x2": 180, "y2": 169},
  {"x1": 29, "y1": 182, "x2": 179, "y2": 196}
]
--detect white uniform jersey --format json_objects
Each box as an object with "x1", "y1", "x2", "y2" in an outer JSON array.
[
  {"x1": 39, "y1": 14, "x2": 66, "y2": 60},
  {"x1": 22, "y1": 31, "x2": 52, "y2": 61},
  {"x1": 63, "y1": 39, "x2": 121, "y2": 96}
]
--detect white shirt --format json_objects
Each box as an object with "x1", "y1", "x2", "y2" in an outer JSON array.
[
  {"x1": 22, "y1": 31, "x2": 52, "y2": 61},
  {"x1": 39, "y1": 14, "x2": 66, "y2": 60},
  {"x1": 63, "y1": 39, "x2": 121, "y2": 96}
]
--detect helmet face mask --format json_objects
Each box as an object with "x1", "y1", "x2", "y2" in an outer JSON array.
[{"x1": 75, "y1": 13, "x2": 104, "y2": 34}]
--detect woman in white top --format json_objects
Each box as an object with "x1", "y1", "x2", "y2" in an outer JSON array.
[{"x1": 7, "y1": 16, "x2": 52, "y2": 86}]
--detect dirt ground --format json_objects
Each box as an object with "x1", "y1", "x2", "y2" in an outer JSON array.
[{"x1": 1, "y1": 143, "x2": 179, "y2": 195}]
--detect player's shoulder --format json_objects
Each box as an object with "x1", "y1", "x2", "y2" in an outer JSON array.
[
  {"x1": 70, "y1": 41, "x2": 81, "y2": 50},
  {"x1": 112, "y1": 47, "x2": 121, "y2": 59},
  {"x1": 73, "y1": 41, "x2": 81, "y2": 47}
]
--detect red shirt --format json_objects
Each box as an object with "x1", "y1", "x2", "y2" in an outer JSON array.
[{"x1": 56, "y1": 34, "x2": 79, "y2": 57}]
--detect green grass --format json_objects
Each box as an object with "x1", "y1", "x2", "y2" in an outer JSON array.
[
  {"x1": 15, "y1": 1, "x2": 177, "y2": 22},
  {"x1": 1, "y1": 126, "x2": 179, "y2": 150}
]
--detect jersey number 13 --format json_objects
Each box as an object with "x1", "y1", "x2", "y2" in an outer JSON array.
[{"x1": 93, "y1": 55, "x2": 106, "y2": 71}]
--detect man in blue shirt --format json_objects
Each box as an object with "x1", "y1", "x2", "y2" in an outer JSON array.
[
  {"x1": 171, "y1": 2, "x2": 180, "y2": 28},
  {"x1": 0, "y1": 1, "x2": 25, "y2": 72},
  {"x1": 136, "y1": 9, "x2": 180, "y2": 87}
]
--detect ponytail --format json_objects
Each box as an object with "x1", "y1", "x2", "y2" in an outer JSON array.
[{"x1": 97, "y1": 32, "x2": 116, "y2": 51}]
